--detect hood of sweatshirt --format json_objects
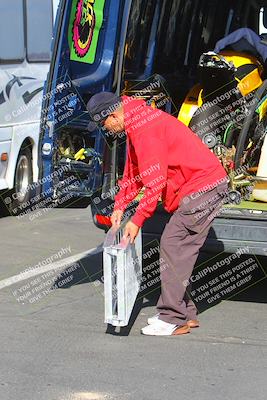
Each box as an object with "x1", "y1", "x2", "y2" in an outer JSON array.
[{"x1": 121, "y1": 95, "x2": 165, "y2": 138}]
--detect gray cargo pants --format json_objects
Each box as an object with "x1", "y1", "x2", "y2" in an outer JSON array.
[{"x1": 156, "y1": 179, "x2": 229, "y2": 325}]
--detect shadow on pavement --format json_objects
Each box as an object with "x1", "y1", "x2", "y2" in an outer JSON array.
[{"x1": 52, "y1": 241, "x2": 267, "y2": 335}]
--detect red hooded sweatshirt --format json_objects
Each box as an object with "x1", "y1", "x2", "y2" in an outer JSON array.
[{"x1": 113, "y1": 96, "x2": 227, "y2": 227}]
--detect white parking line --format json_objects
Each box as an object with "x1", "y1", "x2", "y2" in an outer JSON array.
[{"x1": 0, "y1": 246, "x2": 103, "y2": 290}]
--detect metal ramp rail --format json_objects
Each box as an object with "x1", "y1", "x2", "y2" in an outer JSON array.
[{"x1": 103, "y1": 222, "x2": 142, "y2": 327}]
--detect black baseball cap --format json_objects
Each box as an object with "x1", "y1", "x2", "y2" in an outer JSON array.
[{"x1": 86, "y1": 91, "x2": 122, "y2": 131}]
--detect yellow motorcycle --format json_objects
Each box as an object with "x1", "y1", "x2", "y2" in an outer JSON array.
[{"x1": 178, "y1": 50, "x2": 267, "y2": 204}]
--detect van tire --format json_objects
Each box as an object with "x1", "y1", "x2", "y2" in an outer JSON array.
[{"x1": 9, "y1": 147, "x2": 33, "y2": 216}]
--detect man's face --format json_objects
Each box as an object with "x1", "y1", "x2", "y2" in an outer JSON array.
[{"x1": 102, "y1": 109, "x2": 125, "y2": 134}]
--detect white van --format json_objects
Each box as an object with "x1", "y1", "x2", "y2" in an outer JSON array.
[{"x1": 0, "y1": 0, "x2": 59, "y2": 215}]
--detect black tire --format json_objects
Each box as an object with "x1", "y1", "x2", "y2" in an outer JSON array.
[
  {"x1": 8, "y1": 147, "x2": 33, "y2": 216},
  {"x1": 234, "y1": 80, "x2": 267, "y2": 169}
]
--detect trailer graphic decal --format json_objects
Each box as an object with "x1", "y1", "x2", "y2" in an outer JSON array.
[
  {"x1": 68, "y1": 0, "x2": 105, "y2": 64},
  {"x1": 0, "y1": 76, "x2": 43, "y2": 106}
]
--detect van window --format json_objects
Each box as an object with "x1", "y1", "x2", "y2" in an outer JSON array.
[
  {"x1": 0, "y1": 0, "x2": 53, "y2": 64},
  {"x1": 26, "y1": 0, "x2": 53, "y2": 62},
  {"x1": 0, "y1": 0, "x2": 25, "y2": 62}
]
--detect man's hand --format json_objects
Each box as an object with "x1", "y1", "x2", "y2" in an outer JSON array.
[
  {"x1": 111, "y1": 209, "x2": 123, "y2": 227},
  {"x1": 123, "y1": 220, "x2": 140, "y2": 244}
]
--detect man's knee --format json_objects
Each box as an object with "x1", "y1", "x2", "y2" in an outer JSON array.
[{"x1": 160, "y1": 219, "x2": 187, "y2": 251}]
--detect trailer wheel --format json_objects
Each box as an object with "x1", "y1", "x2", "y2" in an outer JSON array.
[{"x1": 9, "y1": 147, "x2": 33, "y2": 215}]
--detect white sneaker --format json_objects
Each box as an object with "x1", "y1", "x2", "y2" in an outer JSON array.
[
  {"x1": 147, "y1": 313, "x2": 160, "y2": 325},
  {"x1": 141, "y1": 319, "x2": 190, "y2": 336},
  {"x1": 148, "y1": 314, "x2": 200, "y2": 328}
]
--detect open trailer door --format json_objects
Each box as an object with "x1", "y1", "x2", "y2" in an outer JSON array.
[{"x1": 39, "y1": 0, "x2": 123, "y2": 204}]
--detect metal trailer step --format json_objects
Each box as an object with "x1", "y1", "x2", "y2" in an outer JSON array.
[{"x1": 103, "y1": 222, "x2": 142, "y2": 326}]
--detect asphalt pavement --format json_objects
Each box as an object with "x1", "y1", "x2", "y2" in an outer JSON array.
[{"x1": 0, "y1": 207, "x2": 266, "y2": 400}]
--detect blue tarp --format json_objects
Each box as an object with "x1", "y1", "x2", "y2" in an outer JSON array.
[{"x1": 214, "y1": 28, "x2": 267, "y2": 62}]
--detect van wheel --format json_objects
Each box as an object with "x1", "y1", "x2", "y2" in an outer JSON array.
[{"x1": 9, "y1": 147, "x2": 33, "y2": 215}]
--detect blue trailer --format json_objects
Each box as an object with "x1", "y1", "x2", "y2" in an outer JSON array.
[{"x1": 39, "y1": 0, "x2": 267, "y2": 257}]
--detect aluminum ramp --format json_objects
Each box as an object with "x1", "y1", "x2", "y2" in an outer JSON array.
[{"x1": 103, "y1": 223, "x2": 142, "y2": 327}]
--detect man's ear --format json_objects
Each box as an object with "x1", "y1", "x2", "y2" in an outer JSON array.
[{"x1": 110, "y1": 112, "x2": 123, "y2": 125}]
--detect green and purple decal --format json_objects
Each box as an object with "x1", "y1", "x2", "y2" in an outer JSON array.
[{"x1": 68, "y1": 0, "x2": 105, "y2": 64}]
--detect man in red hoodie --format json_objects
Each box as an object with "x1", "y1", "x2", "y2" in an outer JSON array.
[{"x1": 87, "y1": 91, "x2": 229, "y2": 336}]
